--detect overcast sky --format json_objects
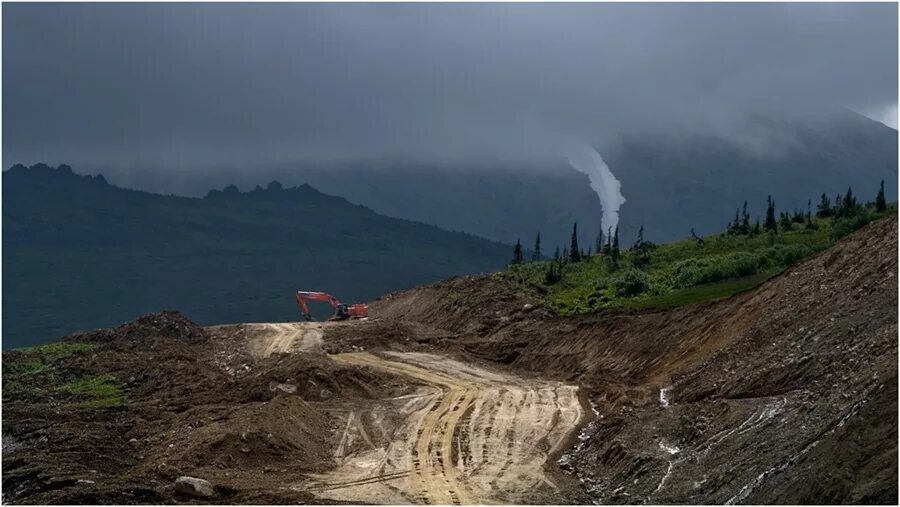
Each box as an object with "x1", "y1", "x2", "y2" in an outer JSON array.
[{"x1": 4, "y1": 2, "x2": 897, "y2": 178}]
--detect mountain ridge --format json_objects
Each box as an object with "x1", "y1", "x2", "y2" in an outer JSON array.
[{"x1": 3, "y1": 163, "x2": 512, "y2": 348}]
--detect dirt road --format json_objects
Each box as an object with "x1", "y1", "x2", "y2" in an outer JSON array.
[
  {"x1": 302, "y1": 351, "x2": 585, "y2": 504},
  {"x1": 243, "y1": 322, "x2": 325, "y2": 357}
]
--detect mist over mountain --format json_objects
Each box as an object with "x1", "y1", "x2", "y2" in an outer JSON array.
[
  {"x1": 605, "y1": 110, "x2": 899, "y2": 242},
  {"x1": 82, "y1": 110, "x2": 897, "y2": 251}
]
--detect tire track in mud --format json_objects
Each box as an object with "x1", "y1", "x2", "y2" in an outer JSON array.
[
  {"x1": 335, "y1": 352, "x2": 475, "y2": 505},
  {"x1": 314, "y1": 351, "x2": 585, "y2": 504}
]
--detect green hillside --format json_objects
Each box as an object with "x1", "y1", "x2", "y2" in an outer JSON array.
[
  {"x1": 499, "y1": 190, "x2": 896, "y2": 315},
  {"x1": 3, "y1": 164, "x2": 511, "y2": 348}
]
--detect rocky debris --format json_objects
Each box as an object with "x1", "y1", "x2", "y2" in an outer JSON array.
[
  {"x1": 174, "y1": 476, "x2": 214, "y2": 498},
  {"x1": 269, "y1": 382, "x2": 297, "y2": 394}
]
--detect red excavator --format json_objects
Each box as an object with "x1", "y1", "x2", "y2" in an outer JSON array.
[{"x1": 295, "y1": 291, "x2": 368, "y2": 321}]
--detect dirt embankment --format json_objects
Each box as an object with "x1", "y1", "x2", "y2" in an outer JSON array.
[{"x1": 371, "y1": 216, "x2": 899, "y2": 504}]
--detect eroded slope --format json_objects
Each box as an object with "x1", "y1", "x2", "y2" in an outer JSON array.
[{"x1": 371, "y1": 216, "x2": 899, "y2": 504}]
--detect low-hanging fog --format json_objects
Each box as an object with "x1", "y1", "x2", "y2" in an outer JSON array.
[{"x1": 4, "y1": 2, "x2": 898, "y2": 201}]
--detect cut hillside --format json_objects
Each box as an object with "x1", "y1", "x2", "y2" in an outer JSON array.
[
  {"x1": 370, "y1": 215, "x2": 899, "y2": 503},
  {"x1": 2, "y1": 163, "x2": 510, "y2": 348}
]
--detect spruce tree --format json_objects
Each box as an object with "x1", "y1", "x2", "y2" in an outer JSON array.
[
  {"x1": 569, "y1": 222, "x2": 581, "y2": 263},
  {"x1": 876, "y1": 179, "x2": 887, "y2": 212},
  {"x1": 611, "y1": 226, "x2": 620, "y2": 266},
  {"x1": 595, "y1": 227, "x2": 604, "y2": 255},
  {"x1": 512, "y1": 239, "x2": 523, "y2": 264},
  {"x1": 532, "y1": 233, "x2": 542, "y2": 262},
  {"x1": 816, "y1": 193, "x2": 832, "y2": 218},
  {"x1": 764, "y1": 195, "x2": 777, "y2": 232},
  {"x1": 741, "y1": 201, "x2": 750, "y2": 234},
  {"x1": 752, "y1": 217, "x2": 761, "y2": 235},
  {"x1": 729, "y1": 208, "x2": 740, "y2": 235},
  {"x1": 633, "y1": 225, "x2": 651, "y2": 268},
  {"x1": 842, "y1": 186, "x2": 857, "y2": 216}
]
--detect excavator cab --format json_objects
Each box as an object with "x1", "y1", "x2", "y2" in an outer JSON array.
[{"x1": 331, "y1": 304, "x2": 350, "y2": 321}]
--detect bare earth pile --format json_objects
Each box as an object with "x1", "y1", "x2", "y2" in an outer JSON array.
[{"x1": 2, "y1": 216, "x2": 897, "y2": 504}]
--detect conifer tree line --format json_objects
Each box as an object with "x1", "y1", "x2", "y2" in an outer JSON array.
[
  {"x1": 514, "y1": 180, "x2": 891, "y2": 267},
  {"x1": 723, "y1": 181, "x2": 888, "y2": 237}
]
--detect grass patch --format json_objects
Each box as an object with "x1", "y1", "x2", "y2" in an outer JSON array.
[
  {"x1": 60, "y1": 373, "x2": 125, "y2": 407},
  {"x1": 4, "y1": 342, "x2": 98, "y2": 375},
  {"x1": 499, "y1": 205, "x2": 895, "y2": 315},
  {"x1": 3, "y1": 341, "x2": 124, "y2": 407},
  {"x1": 446, "y1": 289, "x2": 462, "y2": 304}
]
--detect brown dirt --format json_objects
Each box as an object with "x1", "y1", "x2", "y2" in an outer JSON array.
[
  {"x1": 2, "y1": 314, "x2": 413, "y2": 504},
  {"x1": 370, "y1": 216, "x2": 899, "y2": 504}
]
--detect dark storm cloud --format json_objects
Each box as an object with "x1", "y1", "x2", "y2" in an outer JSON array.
[{"x1": 4, "y1": 3, "x2": 897, "y2": 177}]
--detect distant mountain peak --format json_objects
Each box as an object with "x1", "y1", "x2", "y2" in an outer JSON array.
[{"x1": 5, "y1": 163, "x2": 110, "y2": 187}]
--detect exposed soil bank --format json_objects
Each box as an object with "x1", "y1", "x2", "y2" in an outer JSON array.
[{"x1": 370, "y1": 216, "x2": 899, "y2": 504}]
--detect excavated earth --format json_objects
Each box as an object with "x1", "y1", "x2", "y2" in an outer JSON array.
[{"x1": 2, "y1": 216, "x2": 897, "y2": 504}]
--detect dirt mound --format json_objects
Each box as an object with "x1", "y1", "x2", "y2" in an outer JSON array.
[
  {"x1": 145, "y1": 396, "x2": 330, "y2": 471},
  {"x1": 320, "y1": 319, "x2": 457, "y2": 354},
  {"x1": 371, "y1": 274, "x2": 540, "y2": 336},
  {"x1": 63, "y1": 310, "x2": 208, "y2": 347},
  {"x1": 237, "y1": 351, "x2": 417, "y2": 402}
]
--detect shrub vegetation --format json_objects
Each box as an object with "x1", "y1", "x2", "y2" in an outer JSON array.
[{"x1": 500, "y1": 189, "x2": 895, "y2": 315}]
